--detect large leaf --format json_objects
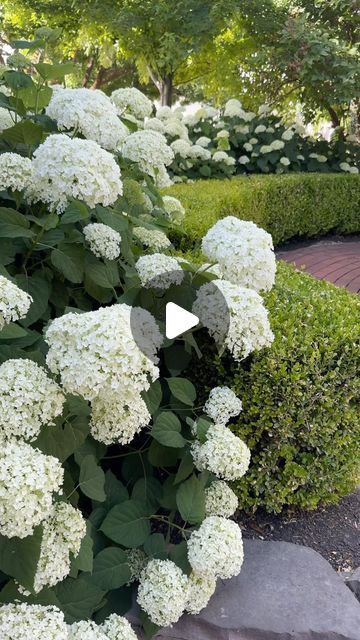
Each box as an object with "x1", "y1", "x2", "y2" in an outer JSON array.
[
  {"x1": 16, "y1": 275, "x2": 50, "y2": 327},
  {"x1": 132, "y1": 477, "x2": 163, "y2": 514},
  {"x1": 92, "y1": 548, "x2": 131, "y2": 590},
  {"x1": 176, "y1": 475, "x2": 206, "y2": 524},
  {"x1": 101, "y1": 470, "x2": 129, "y2": 511},
  {"x1": 144, "y1": 533, "x2": 167, "y2": 560},
  {"x1": 71, "y1": 523, "x2": 93, "y2": 574},
  {"x1": 95, "y1": 206, "x2": 128, "y2": 233},
  {"x1": 51, "y1": 244, "x2": 84, "y2": 283},
  {"x1": 0, "y1": 206, "x2": 33, "y2": 238},
  {"x1": 54, "y1": 576, "x2": 105, "y2": 623},
  {"x1": 143, "y1": 379, "x2": 162, "y2": 414},
  {"x1": 34, "y1": 415, "x2": 90, "y2": 463},
  {"x1": 79, "y1": 455, "x2": 106, "y2": 502},
  {"x1": 0, "y1": 527, "x2": 43, "y2": 591},
  {"x1": 151, "y1": 411, "x2": 185, "y2": 448},
  {"x1": 85, "y1": 261, "x2": 120, "y2": 289},
  {"x1": 1, "y1": 120, "x2": 43, "y2": 146},
  {"x1": 100, "y1": 500, "x2": 150, "y2": 548},
  {"x1": 35, "y1": 62, "x2": 76, "y2": 81},
  {"x1": 167, "y1": 378, "x2": 196, "y2": 406},
  {"x1": 0, "y1": 323, "x2": 28, "y2": 340}
]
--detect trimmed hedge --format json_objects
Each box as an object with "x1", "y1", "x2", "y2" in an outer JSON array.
[
  {"x1": 166, "y1": 173, "x2": 360, "y2": 248},
  {"x1": 186, "y1": 261, "x2": 360, "y2": 512}
]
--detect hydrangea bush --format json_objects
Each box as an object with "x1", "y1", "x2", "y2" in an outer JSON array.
[{"x1": 0, "y1": 47, "x2": 276, "y2": 636}]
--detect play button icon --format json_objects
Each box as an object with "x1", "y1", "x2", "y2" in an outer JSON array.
[{"x1": 165, "y1": 302, "x2": 199, "y2": 339}]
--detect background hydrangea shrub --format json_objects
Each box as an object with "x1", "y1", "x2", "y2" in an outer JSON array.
[{"x1": 0, "y1": 48, "x2": 276, "y2": 636}]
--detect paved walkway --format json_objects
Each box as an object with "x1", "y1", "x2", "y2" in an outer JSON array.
[{"x1": 277, "y1": 237, "x2": 360, "y2": 294}]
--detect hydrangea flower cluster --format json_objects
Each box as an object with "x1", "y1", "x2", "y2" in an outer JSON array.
[
  {"x1": 162, "y1": 195, "x2": 185, "y2": 224},
  {"x1": 23, "y1": 502, "x2": 86, "y2": 593},
  {"x1": 204, "y1": 386, "x2": 242, "y2": 424},
  {"x1": 185, "y1": 572, "x2": 217, "y2": 615},
  {"x1": 121, "y1": 130, "x2": 174, "y2": 178},
  {"x1": 191, "y1": 423, "x2": 251, "y2": 481},
  {"x1": 83, "y1": 223, "x2": 122, "y2": 260},
  {"x1": 0, "y1": 275, "x2": 32, "y2": 331},
  {"x1": 187, "y1": 516, "x2": 244, "y2": 579},
  {"x1": 193, "y1": 279, "x2": 274, "y2": 361},
  {"x1": 0, "y1": 107, "x2": 14, "y2": 132},
  {"x1": 90, "y1": 386, "x2": 151, "y2": 445},
  {"x1": 0, "y1": 358, "x2": 65, "y2": 441},
  {"x1": 46, "y1": 88, "x2": 129, "y2": 151},
  {"x1": 0, "y1": 152, "x2": 32, "y2": 192},
  {"x1": 45, "y1": 304, "x2": 161, "y2": 401},
  {"x1": 0, "y1": 439, "x2": 63, "y2": 538},
  {"x1": 26, "y1": 134, "x2": 123, "y2": 213},
  {"x1": 137, "y1": 559, "x2": 189, "y2": 627},
  {"x1": 201, "y1": 217, "x2": 276, "y2": 292},
  {"x1": 69, "y1": 615, "x2": 138, "y2": 640},
  {"x1": 133, "y1": 226, "x2": 172, "y2": 251},
  {"x1": 136, "y1": 253, "x2": 184, "y2": 289},
  {"x1": 0, "y1": 604, "x2": 68, "y2": 640},
  {"x1": 111, "y1": 87, "x2": 153, "y2": 119},
  {"x1": 205, "y1": 480, "x2": 239, "y2": 517}
]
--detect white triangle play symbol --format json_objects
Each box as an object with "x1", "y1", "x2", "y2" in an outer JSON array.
[{"x1": 165, "y1": 302, "x2": 199, "y2": 339}]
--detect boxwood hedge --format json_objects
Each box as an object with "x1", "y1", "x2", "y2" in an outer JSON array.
[
  {"x1": 166, "y1": 173, "x2": 360, "y2": 249},
  {"x1": 186, "y1": 261, "x2": 360, "y2": 512}
]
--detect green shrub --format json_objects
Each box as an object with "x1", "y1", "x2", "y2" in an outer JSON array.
[
  {"x1": 166, "y1": 173, "x2": 360, "y2": 248},
  {"x1": 186, "y1": 261, "x2": 360, "y2": 512}
]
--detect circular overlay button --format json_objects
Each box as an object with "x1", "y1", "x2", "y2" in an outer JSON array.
[{"x1": 130, "y1": 266, "x2": 229, "y2": 363}]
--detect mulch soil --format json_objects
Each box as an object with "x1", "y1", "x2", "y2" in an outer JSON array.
[{"x1": 237, "y1": 488, "x2": 360, "y2": 572}]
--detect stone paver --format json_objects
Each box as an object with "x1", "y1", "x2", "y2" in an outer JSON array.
[{"x1": 277, "y1": 237, "x2": 360, "y2": 294}]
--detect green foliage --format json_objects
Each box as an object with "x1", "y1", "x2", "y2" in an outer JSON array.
[
  {"x1": 166, "y1": 173, "x2": 360, "y2": 248},
  {"x1": 186, "y1": 261, "x2": 360, "y2": 512}
]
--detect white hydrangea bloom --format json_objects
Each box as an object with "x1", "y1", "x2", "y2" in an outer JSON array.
[
  {"x1": 235, "y1": 124, "x2": 250, "y2": 134},
  {"x1": 162, "y1": 195, "x2": 185, "y2": 223},
  {"x1": 297, "y1": 154, "x2": 305, "y2": 161},
  {"x1": 204, "y1": 386, "x2": 242, "y2": 424},
  {"x1": 187, "y1": 145, "x2": 211, "y2": 161},
  {"x1": 101, "y1": 614, "x2": 139, "y2": 640},
  {"x1": 156, "y1": 105, "x2": 173, "y2": 120},
  {"x1": 349, "y1": 166, "x2": 359, "y2": 173},
  {"x1": 309, "y1": 153, "x2": 327, "y2": 163},
  {"x1": 170, "y1": 139, "x2": 192, "y2": 158},
  {"x1": 125, "y1": 548, "x2": 148, "y2": 584},
  {"x1": 196, "y1": 136, "x2": 211, "y2": 147},
  {"x1": 144, "y1": 117, "x2": 166, "y2": 134},
  {"x1": 21, "y1": 502, "x2": 86, "y2": 593},
  {"x1": 216, "y1": 129, "x2": 230, "y2": 139},
  {"x1": 68, "y1": 620, "x2": 108, "y2": 639},
  {"x1": 187, "y1": 516, "x2": 244, "y2": 579},
  {"x1": 46, "y1": 88, "x2": 129, "y2": 151},
  {"x1": 83, "y1": 223, "x2": 121, "y2": 260},
  {"x1": 191, "y1": 423, "x2": 250, "y2": 481},
  {"x1": 205, "y1": 480, "x2": 239, "y2": 517},
  {"x1": 339, "y1": 161, "x2": 351, "y2": 172},
  {"x1": 0, "y1": 152, "x2": 32, "y2": 192},
  {"x1": 137, "y1": 559, "x2": 189, "y2": 627},
  {"x1": 270, "y1": 139, "x2": 285, "y2": 151},
  {"x1": 201, "y1": 217, "x2": 276, "y2": 292},
  {"x1": 155, "y1": 164, "x2": 173, "y2": 189},
  {"x1": 111, "y1": 87, "x2": 153, "y2": 119},
  {"x1": 282, "y1": 129, "x2": 294, "y2": 141},
  {"x1": 193, "y1": 279, "x2": 274, "y2": 361},
  {"x1": 0, "y1": 359, "x2": 65, "y2": 441},
  {"x1": 243, "y1": 142, "x2": 253, "y2": 152},
  {"x1": 267, "y1": 126, "x2": 275, "y2": 133},
  {"x1": 0, "y1": 604, "x2": 68, "y2": 640},
  {"x1": 249, "y1": 137, "x2": 258, "y2": 144},
  {"x1": 185, "y1": 572, "x2": 217, "y2": 615},
  {"x1": 260, "y1": 145, "x2": 272, "y2": 154},
  {"x1": 26, "y1": 134, "x2": 123, "y2": 213},
  {"x1": 254, "y1": 124, "x2": 266, "y2": 134},
  {"x1": 90, "y1": 385, "x2": 151, "y2": 445},
  {"x1": 212, "y1": 151, "x2": 235, "y2": 165},
  {"x1": 45, "y1": 304, "x2": 161, "y2": 401},
  {"x1": 133, "y1": 226, "x2": 171, "y2": 251},
  {"x1": 0, "y1": 275, "x2": 32, "y2": 331},
  {"x1": 280, "y1": 157, "x2": 290, "y2": 166},
  {"x1": 136, "y1": 253, "x2": 184, "y2": 289},
  {"x1": 164, "y1": 118, "x2": 189, "y2": 140},
  {"x1": 0, "y1": 107, "x2": 14, "y2": 132},
  {"x1": 258, "y1": 104, "x2": 270, "y2": 115},
  {"x1": 0, "y1": 440, "x2": 63, "y2": 538},
  {"x1": 121, "y1": 130, "x2": 174, "y2": 176},
  {"x1": 239, "y1": 155, "x2": 250, "y2": 164},
  {"x1": 224, "y1": 99, "x2": 243, "y2": 118}
]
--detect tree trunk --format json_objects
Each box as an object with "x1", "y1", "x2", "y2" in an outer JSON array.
[
  {"x1": 327, "y1": 106, "x2": 345, "y2": 139},
  {"x1": 82, "y1": 56, "x2": 95, "y2": 87},
  {"x1": 159, "y1": 75, "x2": 173, "y2": 106}
]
